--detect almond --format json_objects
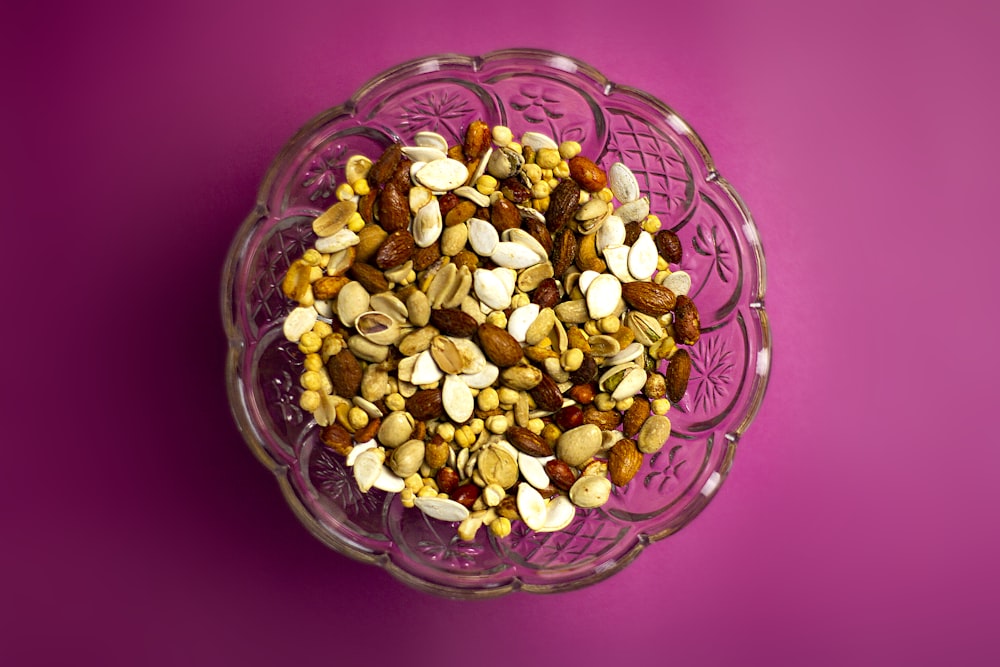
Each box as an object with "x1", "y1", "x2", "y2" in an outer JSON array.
[
  {"x1": 622, "y1": 396, "x2": 651, "y2": 438},
  {"x1": 551, "y1": 227, "x2": 577, "y2": 277},
  {"x1": 499, "y1": 177, "x2": 531, "y2": 204},
  {"x1": 412, "y1": 243, "x2": 441, "y2": 271},
  {"x1": 477, "y1": 322, "x2": 524, "y2": 367},
  {"x1": 520, "y1": 216, "x2": 553, "y2": 255},
  {"x1": 621, "y1": 281, "x2": 677, "y2": 316},
  {"x1": 376, "y1": 181, "x2": 410, "y2": 232},
  {"x1": 531, "y1": 277, "x2": 561, "y2": 309},
  {"x1": 544, "y1": 459, "x2": 577, "y2": 491},
  {"x1": 375, "y1": 229, "x2": 414, "y2": 270},
  {"x1": 507, "y1": 425, "x2": 553, "y2": 457},
  {"x1": 349, "y1": 262, "x2": 389, "y2": 294},
  {"x1": 319, "y1": 422, "x2": 352, "y2": 456},
  {"x1": 312, "y1": 275, "x2": 350, "y2": 300},
  {"x1": 623, "y1": 220, "x2": 642, "y2": 246},
  {"x1": 582, "y1": 405, "x2": 622, "y2": 431},
  {"x1": 490, "y1": 196, "x2": 521, "y2": 233},
  {"x1": 444, "y1": 200, "x2": 477, "y2": 227},
  {"x1": 665, "y1": 348, "x2": 692, "y2": 403},
  {"x1": 568, "y1": 155, "x2": 607, "y2": 192},
  {"x1": 529, "y1": 373, "x2": 563, "y2": 413},
  {"x1": 463, "y1": 119, "x2": 491, "y2": 160},
  {"x1": 406, "y1": 388, "x2": 444, "y2": 420},
  {"x1": 654, "y1": 229, "x2": 683, "y2": 264},
  {"x1": 353, "y1": 418, "x2": 380, "y2": 444},
  {"x1": 672, "y1": 295, "x2": 701, "y2": 345},
  {"x1": 326, "y1": 349, "x2": 363, "y2": 398},
  {"x1": 368, "y1": 143, "x2": 403, "y2": 186},
  {"x1": 429, "y1": 308, "x2": 478, "y2": 338},
  {"x1": 608, "y1": 439, "x2": 643, "y2": 486},
  {"x1": 546, "y1": 178, "x2": 580, "y2": 232}
]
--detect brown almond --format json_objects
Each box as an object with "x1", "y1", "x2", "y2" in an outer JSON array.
[
  {"x1": 672, "y1": 295, "x2": 701, "y2": 345},
  {"x1": 568, "y1": 155, "x2": 607, "y2": 192},
  {"x1": 312, "y1": 275, "x2": 350, "y2": 301},
  {"x1": 551, "y1": 227, "x2": 577, "y2": 277},
  {"x1": 520, "y1": 216, "x2": 553, "y2": 255},
  {"x1": 406, "y1": 389, "x2": 444, "y2": 421},
  {"x1": 621, "y1": 282, "x2": 677, "y2": 316},
  {"x1": 568, "y1": 354, "x2": 598, "y2": 385},
  {"x1": 477, "y1": 322, "x2": 524, "y2": 367},
  {"x1": 353, "y1": 418, "x2": 380, "y2": 444},
  {"x1": 623, "y1": 220, "x2": 642, "y2": 246},
  {"x1": 582, "y1": 405, "x2": 621, "y2": 431},
  {"x1": 368, "y1": 143, "x2": 403, "y2": 186},
  {"x1": 358, "y1": 189, "x2": 377, "y2": 225},
  {"x1": 463, "y1": 120, "x2": 491, "y2": 160},
  {"x1": 530, "y1": 373, "x2": 564, "y2": 413},
  {"x1": 499, "y1": 177, "x2": 531, "y2": 204},
  {"x1": 376, "y1": 182, "x2": 410, "y2": 232},
  {"x1": 665, "y1": 348, "x2": 692, "y2": 403},
  {"x1": 544, "y1": 459, "x2": 577, "y2": 491},
  {"x1": 319, "y1": 422, "x2": 353, "y2": 456},
  {"x1": 430, "y1": 308, "x2": 478, "y2": 338},
  {"x1": 654, "y1": 229, "x2": 683, "y2": 264},
  {"x1": 375, "y1": 229, "x2": 414, "y2": 270},
  {"x1": 326, "y1": 349, "x2": 362, "y2": 398},
  {"x1": 490, "y1": 196, "x2": 521, "y2": 233},
  {"x1": 507, "y1": 425, "x2": 554, "y2": 457},
  {"x1": 608, "y1": 439, "x2": 643, "y2": 486},
  {"x1": 531, "y1": 277, "x2": 561, "y2": 309},
  {"x1": 546, "y1": 178, "x2": 580, "y2": 232},
  {"x1": 412, "y1": 243, "x2": 441, "y2": 271},
  {"x1": 349, "y1": 262, "x2": 389, "y2": 294},
  {"x1": 445, "y1": 200, "x2": 477, "y2": 227},
  {"x1": 622, "y1": 396, "x2": 651, "y2": 438}
]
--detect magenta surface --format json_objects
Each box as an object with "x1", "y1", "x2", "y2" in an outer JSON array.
[{"x1": 5, "y1": 0, "x2": 998, "y2": 665}]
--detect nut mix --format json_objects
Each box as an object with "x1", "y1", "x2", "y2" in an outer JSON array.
[{"x1": 280, "y1": 122, "x2": 701, "y2": 541}]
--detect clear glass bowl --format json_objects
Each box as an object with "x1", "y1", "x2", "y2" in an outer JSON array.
[{"x1": 221, "y1": 49, "x2": 770, "y2": 597}]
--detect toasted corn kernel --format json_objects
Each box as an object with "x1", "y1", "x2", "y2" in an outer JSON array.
[
  {"x1": 489, "y1": 516, "x2": 512, "y2": 538},
  {"x1": 298, "y1": 331, "x2": 322, "y2": 354},
  {"x1": 335, "y1": 183, "x2": 354, "y2": 201},
  {"x1": 299, "y1": 390, "x2": 321, "y2": 412},
  {"x1": 351, "y1": 178, "x2": 370, "y2": 196}
]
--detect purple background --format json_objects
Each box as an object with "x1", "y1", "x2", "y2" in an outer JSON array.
[{"x1": 5, "y1": 1, "x2": 998, "y2": 665}]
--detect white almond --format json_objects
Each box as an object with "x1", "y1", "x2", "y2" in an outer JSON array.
[
  {"x1": 628, "y1": 231, "x2": 658, "y2": 280},
  {"x1": 414, "y1": 158, "x2": 469, "y2": 192},
  {"x1": 517, "y1": 452, "x2": 550, "y2": 490},
  {"x1": 412, "y1": 198, "x2": 442, "y2": 248},
  {"x1": 521, "y1": 131, "x2": 558, "y2": 151},
  {"x1": 501, "y1": 228, "x2": 548, "y2": 261},
  {"x1": 468, "y1": 217, "x2": 499, "y2": 256},
  {"x1": 402, "y1": 145, "x2": 447, "y2": 162},
  {"x1": 490, "y1": 241, "x2": 543, "y2": 269},
  {"x1": 314, "y1": 228, "x2": 359, "y2": 253},
  {"x1": 586, "y1": 274, "x2": 622, "y2": 319},
  {"x1": 413, "y1": 131, "x2": 449, "y2": 153},
  {"x1": 577, "y1": 269, "x2": 601, "y2": 295},
  {"x1": 538, "y1": 495, "x2": 576, "y2": 533},
  {"x1": 473, "y1": 268, "x2": 511, "y2": 310},
  {"x1": 603, "y1": 245, "x2": 633, "y2": 283},
  {"x1": 410, "y1": 349, "x2": 444, "y2": 385},
  {"x1": 507, "y1": 303, "x2": 540, "y2": 342},
  {"x1": 661, "y1": 270, "x2": 692, "y2": 297},
  {"x1": 616, "y1": 196, "x2": 650, "y2": 223},
  {"x1": 609, "y1": 162, "x2": 641, "y2": 203},
  {"x1": 414, "y1": 497, "x2": 471, "y2": 523},
  {"x1": 442, "y1": 374, "x2": 474, "y2": 423},
  {"x1": 516, "y1": 482, "x2": 548, "y2": 531},
  {"x1": 596, "y1": 214, "x2": 626, "y2": 254},
  {"x1": 283, "y1": 306, "x2": 318, "y2": 342},
  {"x1": 460, "y1": 361, "x2": 499, "y2": 389}
]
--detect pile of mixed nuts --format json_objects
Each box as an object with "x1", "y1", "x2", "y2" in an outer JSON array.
[{"x1": 280, "y1": 121, "x2": 700, "y2": 540}]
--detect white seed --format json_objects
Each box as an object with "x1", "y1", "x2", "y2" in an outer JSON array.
[
  {"x1": 450, "y1": 337, "x2": 487, "y2": 374},
  {"x1": 493, "y1": 267, "x2": 516, "y2": 295},
  {"x1": 517, "y1": 453, "x2": 550, "y2": 490},
  {"x1": 352, "y1": 449, "x2": 384, "y2": 493},
  {"x1": 468, "y1": 217, "x2": 499, "y2": 256},
  {"x1": 611, "y1": 367, "x2": 648, "y2": 401},
  {"x1": 469, "y1": 146, "x2": 492, "y2": 184},
  {"x1": 454, "y1": 185, "x2": 490, "y2": 208},
  {"x1": 414, "y1": 130, "x2": 449, "y2": 153},
  {"x1": 372, "y1": 466, "x2": 406, "y2": 493},
  {"x1": 473, "y1": 268, "x2": 512, "y2": 310},
  {"x1": 607, "y1": 342, "x2": 644, "y2": 365},
  {"x1": 661, "y1": 270, "x2": 692, "y2": 297},
  {"x1": 282, "y1": 306, "x2": 318, "y2": 342},
  {"x1": 314, "y1": 228, "x2": 360, "y2": 253},
  {"x1": 490, "y1": 241, "x2": 543, "y2": 269},
  {"x1": 538, "y1": 495, "x2": 576, "y2": 533},
  {"x1": 577, "y1": 269, "x2": 601, "y2": 295},
  {"x1": 345, "y1": 440, "x2": 378, "y2": 467},
  {"x1": 353, "y1": 396, "x2": 383, "y2": 419},
  {"x1": 516, "y1": 482, "x2": 548, "y2": 531},
  {"x1": 442, "y1": 374, "x2": 474, "y2": 423},
  {"x1": 586, "y1": 274, "x2": 622, "y2": 320},
  {"x1": 460, "y1": 361, "x2": 500, "y2": 389},
  {"x1": 603, "y1": 245, "x2": 633, "y2": 283},
  {"x1": 501, "y1": 228, "x2": 548, "y2": 261},
  {"x1": 410, "y1": 349, "x2": 444, "y2": 385},
  {"x1": 521, "y1": 131, "x2": 558, "y2": 151},
  {"x1": 409, "y1": 185, "x2": 434, "y2": 214},
  {"x1": 414, "y1": 497, "x2": 470, "y2": 522},
  {"x1": 616, "y1": 196, "x2": 650, "y2": 224},
  {"x1": 506, "y1": 303, "x2": 540, "y2": 342},
  {"x1": 628, "y1": 231, "x2": 658, "y2": 280},
  {"x1": 412, "y1": 198, "x2": 442, "y2": 248},
  {"x1": 414, "y1": 158, "x2": 470, "y2": 192},
  {"x1": 596, "y1": 214, "x2": 626, "y2": 254},
  {"x1": 609, "y1": 162, "x2": 641, "y2": 203},
  {"x1": 402, "y1": 145, "x2": 447, "y2": 162}
]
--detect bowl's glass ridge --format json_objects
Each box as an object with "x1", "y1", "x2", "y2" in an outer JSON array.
[{"x1": 222, "y1": 49, "x2": 770, "y2": 597}]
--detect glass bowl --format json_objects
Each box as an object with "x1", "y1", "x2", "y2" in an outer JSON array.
[{"x1": 221, "y1": 49, "x2": 770, "y2": 597}]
